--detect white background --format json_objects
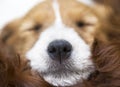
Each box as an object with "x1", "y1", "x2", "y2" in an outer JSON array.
[{"x1": 0, "y1": 0, "x2": 43, "y2": 29}]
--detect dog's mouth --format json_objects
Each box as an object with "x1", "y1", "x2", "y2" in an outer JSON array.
[
  {"x1": 42, "y1": 60, "x2": 74, "y2": 73},
  {"x1": 26, "y1": 37, "x2": 94, "y2": 86},
  {"x1": 39, "y1": 58, "x2": 94, "y2": 86},
  {"x1": 27, "y1": 39, "x2": 94, "y2": 77},
  {"x1": 40, "y1": 56, "x2": 94, "y2": 77}
]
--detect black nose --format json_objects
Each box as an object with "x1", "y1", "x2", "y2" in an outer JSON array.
[{"x1": 47, "y1": 40, "x2": 72, "y2": 63}]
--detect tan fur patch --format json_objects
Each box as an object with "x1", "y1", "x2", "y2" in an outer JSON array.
[{"x1": 59, "y1": 0, "x2": 98, "y2": 45}]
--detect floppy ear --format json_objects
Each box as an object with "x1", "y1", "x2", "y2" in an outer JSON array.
[
  {"x1": 93, "y1": 0, "x2": 120, "y2": 42},
  {"x1": 0, "y1": 19, "x2": 22, "y2": 43},
  {"x1": 0, "y1": 41, "x2": 52, "y2": 87},
  {"x1": 94, "y1": 0, "x2": 120, "y2": 14},
  {"x1": 94, "y1": 0, "x2": 120, "y2": 9}
]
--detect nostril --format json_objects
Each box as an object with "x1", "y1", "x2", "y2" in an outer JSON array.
[
  {"x1": 48, "y1": 46, "x2": 56, "y2": 53},
  {"x1": 63, "y1": 46, "x2": 71, "y2": 53}
]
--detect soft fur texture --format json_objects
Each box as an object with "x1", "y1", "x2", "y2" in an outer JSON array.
[
  {"x1": 0, "y1": 41, "x2": 52, "y2": 87},
  {"x1": 0, "y1": 0, "x2": 120, "y2": 87},
  {"x1": 0, "y1": 40, "x2": 120, "y2": 87},
  {"x1": 72, "y1": 41, "x2": 120, "y2": 87},
  {"x1": 0, "y1": 0, "x2": 98, "y2": 86}
]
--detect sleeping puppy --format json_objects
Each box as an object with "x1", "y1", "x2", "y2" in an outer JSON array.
[
  {"x1": 0, "y1": 0, "x2": 120, "y2": 87},
  {"x1": 1, "y1": 0, "x2": 120, "y2": 86},
  {"x1": 0, "y1": 24, "x2": 119, "y2": 87},
  {"x1": 0, "y1": 0, "x2": 99, "y2": 86},
  {"x1": 0, "y1": 41, "x2": 52, "y2": 87},
  {"x1": 1, "y1": 31, "x2": 119, "y2": 87}
]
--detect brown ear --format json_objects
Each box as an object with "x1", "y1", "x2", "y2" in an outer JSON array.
[
  {"x1": 94, "y1": 0, "x2": 120, "y2": 13},
  {"x1": 0, "y1": 19, "x2": 22, "y2": 43},
  {"x1": 0, "y1": 41, "x2": 52, "y2": 87}
]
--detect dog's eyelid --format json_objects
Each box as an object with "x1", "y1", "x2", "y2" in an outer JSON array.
[
  {"x1": 27, "y1": 24, "x2": 42, "y2": 31},
  {"x1": 34, "y1": 24, "x2": 42, "y2": 31},
  {"x1": 76, "y1": 21, "x2": 94, "y2": 28},
  {"x1": 76, "y1": 21, "x2": 85, "y2": 27}
]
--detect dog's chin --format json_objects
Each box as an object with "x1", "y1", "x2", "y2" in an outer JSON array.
[{"x1": 39, "y1": 60, "x2": 94, "y2": 86}]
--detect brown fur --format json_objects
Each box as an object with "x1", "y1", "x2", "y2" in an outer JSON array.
[
  {"x1": 93, "y1": 0, "x2": 120, "y2": 44},
  {"x1": 0, "y1": 41, "x2": 52, "y2": 87},
  {"x1": 72, "y1": 42, "x2": 120, "y2": 87},
  {"x1": 0, "y1": 0, "x2": 120, "y2": 87},
  {"x1": 73, "y1": 1, "x2": 120, "y2": 87},
  {"x1": 0, "y1": 40, "x2": 120, "y2": 87}
]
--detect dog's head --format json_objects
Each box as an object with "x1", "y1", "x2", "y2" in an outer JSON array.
[{"x1": 1, "y1": 0, "x2": 100, "y2": 86}]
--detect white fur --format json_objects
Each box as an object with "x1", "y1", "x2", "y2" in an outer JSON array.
[
  {"x1": 78, "y1": 0, "x2": 94, "y2": 6},
  {"x1": 26, "y1": 0, "x2": 94, "y2": 86},
  {"x1": 26, "y1": 26, "x2": 94, "y2": 86},
  {"x1": 53, "y1": 0, "x2": 63, "y2": 25}
]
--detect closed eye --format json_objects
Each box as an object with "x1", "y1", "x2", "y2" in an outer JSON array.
[
  {"x1": 34, "y1": 24, "x2": 42, "y2": 31},
  {"x1": 76, "y1": 21, "x2": 86, "y2": 28},
  {"x1": 28, "y1": 24, "x2": 42, "y2": 31},
  {"x1": 76, "y1": 21, "x2": 93, "y2": 28}
]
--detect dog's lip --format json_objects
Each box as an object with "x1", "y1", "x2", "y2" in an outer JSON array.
[
  {"x1": 42, "y1": 67, "x2": 77, "y2": 75},
  {"x1": 51, "y1": 57, "x2": 70, "y2": 65},
  {"x1": 41, "y1": 66, "x2": 93, "y2": 76},
  {"x1": 47, "y1": 58, "x2": 94, "y2": 72}
]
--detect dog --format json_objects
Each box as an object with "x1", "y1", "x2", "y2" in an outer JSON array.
[
  {"x1": 0, "y1": 24, "x2": 120, "y2": 87},
  {"x1": 0, "y1": 0, "x2": 99, "y2": 86},
  {"x1": 0, "y1": 0, "x2": 120, "y2": 87}
]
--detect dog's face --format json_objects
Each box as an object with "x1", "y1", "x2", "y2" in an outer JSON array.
[{"x1": 1, "y1": 0, "x2": 99, "y2": 86}]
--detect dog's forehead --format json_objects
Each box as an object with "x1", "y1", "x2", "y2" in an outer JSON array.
[
  {"x1": 51, "y1": 0, "x2": 93, "y2": 22},
  {"x1": 25, "y1": 0, "x2": 93, "y2": 21},
  {"x1": 51, "y1": 0, "x2": 93, "y2": 24},
  {"x1": 52, "y1": 0, "x2": 95, "y2": 23},
  {"x1": 21, "y1": 0, "x2": 97, "y2": 32}
]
